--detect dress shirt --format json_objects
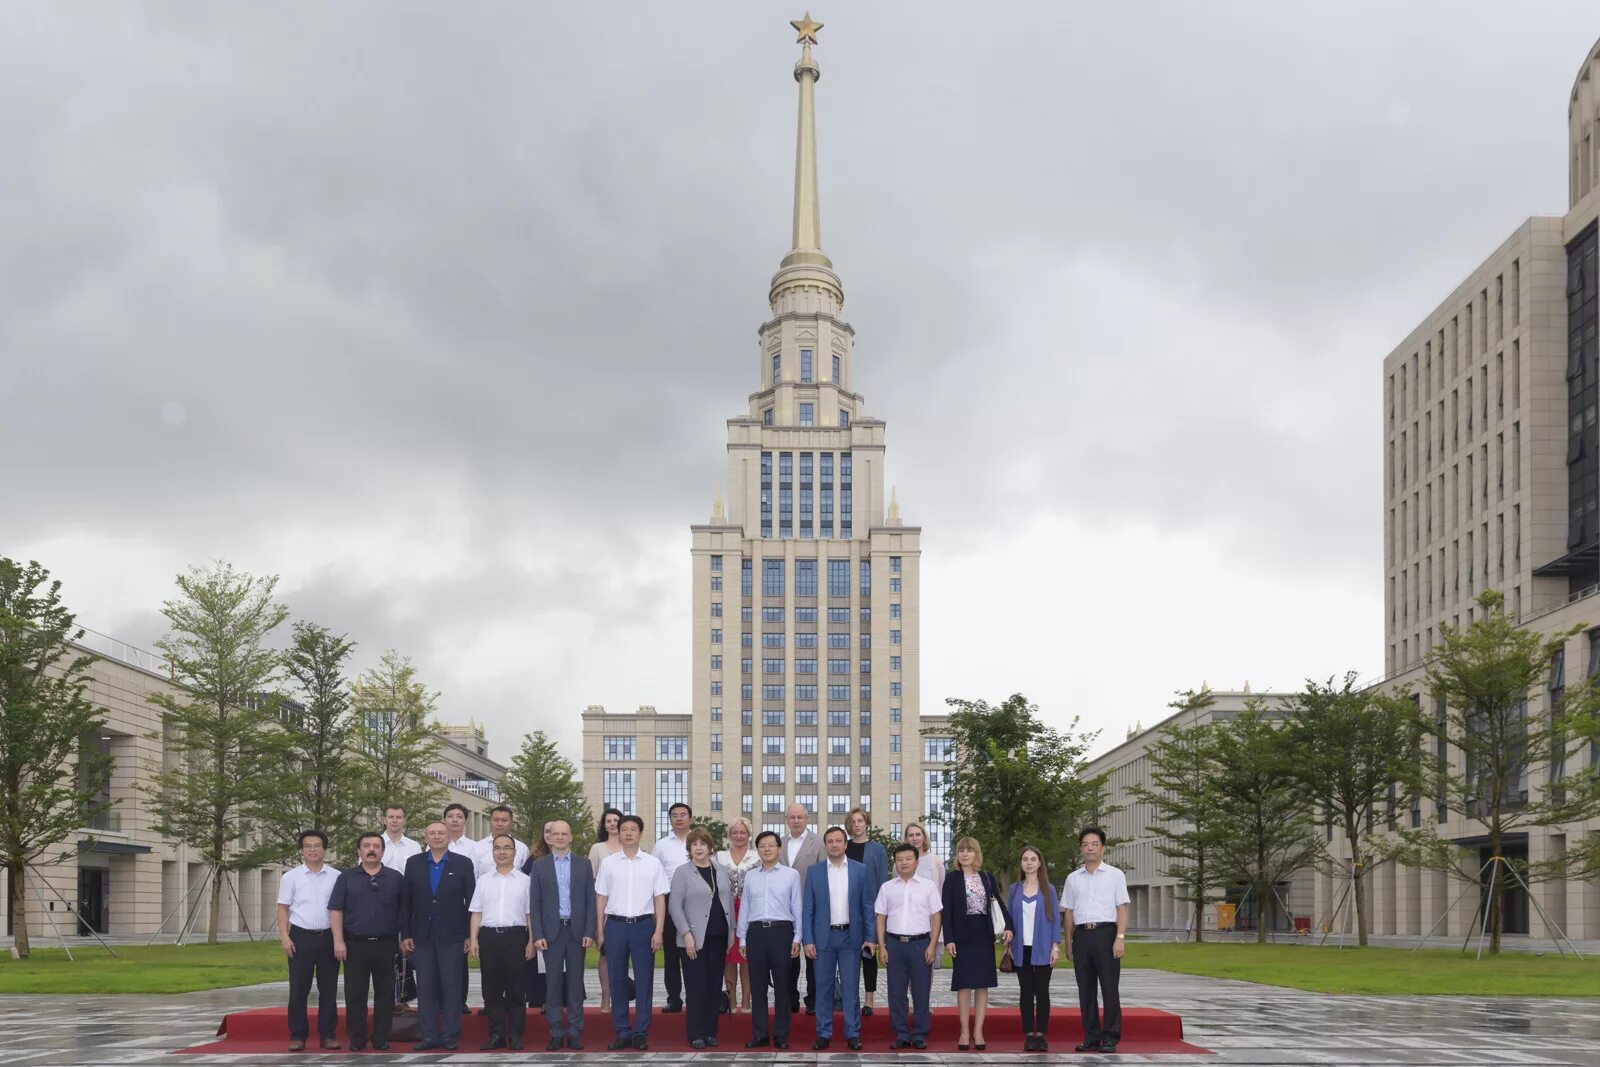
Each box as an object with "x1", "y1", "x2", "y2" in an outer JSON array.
[
  {"x1": 652, "y1": 832, "x2": 690, "y2": 881},
  {"x1": 785, "y1": 830, "x2": 811, "y2": 866},
  {"x1": 915, "y1": 851, "x2": 944, "y2": 888},
  {"x1": 1062, "y1": 862, "x2": 1130, "y2": 925},
  {"x1": 594, "y1": 850, "x2": 669, "y2": 916},
  {"x1": 874, "y1": 874, "x2": 942, "y2": 936},
  {"x1": 470, "y1": 868, "x2": 533, "y2": 928},
  {"x1": 472, "y1": 835, "x2": 530, "y2": 878},
  {"x1": 328, "y1": 864, "x2": 404, "y2": 937},
  {"x1": 738, "y1": 863, "x2": 803, "y2": 945},
  {"x1": 379, "y1": 832, "x2": 422, "y2": 874},
  {"x1": 826, "y1": 859, "x2": 850, "y2": 926},
  {"x1": 1020, "y1": 896, "x2": 1038, "y2": 948},
  {"x1": 276, "y1": 863, "x2": 338, "y2": 929},
  {"x1": 551, "y1": 851, "x2": 573, "y2": 918},
  {"x1": 446, "y1": 834, "x2": 478, "y2": 859}
]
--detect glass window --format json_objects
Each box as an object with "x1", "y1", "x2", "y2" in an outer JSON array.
[
  {"x1": 772, "y1": 353, "x2": 781, "y2": 384},
  {"x1": 828, "y1": 633, "x2": 850, "y2": 648},
  {"x1": 763, "y1": 709, "x2": 785, "y2": 725},
  {"x1": 796, "y1": 684, "x2": 818, "y2": 699},
  {"x1": 800, "y1": 403, "x2": 814, "y2": 427},
  {"x1": 711, "y1": 602, "x2": 723, "y2": 618},
  {"x1": 827, "y1": 685, "x2": 850, "y2": 700},
  {"x1": 796, "y1": 559, "x2": 818, "y2": 596},
  {"x1": 602, "y1": 769, "x2": 636, "y2": 812},
  {"x1": 889, "y1": 793, "x2": 902, "y2": 812},
  {"x1": 742, "y1": 632, "x2": 754, "y2": 647},
  {"x1": 797, "y1": 736, "x2": 819, "y2": 755},
  {"x1": 839, "y1": 409, "x2": 849, "y2": 427},
  {"x1": 711, "y1": 681, "x2": 723, "y2": 696},
  {"x1": 763, "y1": 736, "x2": 786, "y2": 755},
  {"x1": 742, "y1": 606, "x2": 753, "y2": 622},
  {"x1": 890, "y1": 603, "x2": 901, "y2": 619},
  {"x1": 829, "y1": 795, "x2": 848, "y2": 814},
  {"x1": 742, "y1": 559, "x2": 753, "y2": 595},
  {"x1": 860, "y1": 560, "x2": 871, "y2": 596},
  {"x1": 890, "y1": 629, "x2": 901, "y2": 645},
  {"x1": 711, "y1": 733, "x2": 723, "y2": 752},
  {"x1": 655, "y1": 736, "x2": 689, "y2": 761},
  {"x1": 828, "y1": 560, "x2": 849, "y2": 597},
  {"x1": 711, "y1": 762, "x2": 723, "y2": 781},
  {"x1": 796, "y1": 707, "x2": 817, "y2": 723},
  {"x1": 924, "y1": 737, "x2": 956, "y2": 762},
  {"x1": 603, "y1": 737, "x2": 636, "y2": 761},
  {"x1": 859, "y1": 684, "x2": 871, "y2": 700},
  {"x1": 796, "y1": 633, "x2": 818, "y2": 648},
  {"x1": 742, "y1": 794, "x2": 753, "y2": 812},
  {"x1": 655, "y1": 770, "x2": 689, "y2": 832},
  {"x1": 762, "y1": 658, "x2": 784, "y2": 674},
  {"x1": 890, "y1": 733, "x2": 901, "y2": 753},
  {"x1": 827, "y1": 607, "x2": 849, "y2": 623},
  {"x1": 859, "y1": 659, "x2": 871, "y2": 674},
  {"x1": 828, "y1": 710, "x2": 849, "y2": 726},
  {"x1": 763, "y1": 560, "x2": 785, "y2": 596},
  {"x1": 710, "y1": 655, "x2": 722, "y2": 670},
  {"x1": 890, "y1": 763, "x2": 902, "y2": 782},
  {"x1": 763, "y1": 607, "x2": 785, "y2": 621},
  {"x1": 763, "y1": 408, "x2": 773, "y2": 426},
  {"x1": 801, "y1": 349, "x2": 813, "y2": 382},
  {"x1": 796, "y1": 607, "x2": 817, "y2": 623},
  {"x1": 741, "y1": 736, "x2": 753, "y2": 754},
  {"x1": 860, "y1": 634, "x2": 871, "y2": 649},
  {"x1": 796, "y1": 659, "x2": 817, "y2": 673},
  {"x1": 832, "y1": 353, "x2": 842, "y2": 382},
  {"x1": 709, "y1": 554, "x2": 723, "y2": 572},
  {"x1": 891, "y1": 707, "x2": 902, "y2": 723},
  {"x1": 764, "y1": 793, "x2": 785, "y2": 813},
  {"x1": 889, "y1": 556, "x2": 901, "y2": 573},
  {"x1": 711, "y1": 792, "x2": 723, "y2": 812},
  {"x1": 890, "y1": 656, "x2": 901, "y2": 671},
  {"x1": 829, "y1": 658, "x2": 849, "y2": 674},
  {"x1": 890, "y1": 682, "x2": 901, "y2": 697},
  {"x1": 711, "y1": 707, "x2": 722, "y2": 721},
  {"x1": 711, "y1": 576, "x2": 722, "y2": 592},
  {"x1": 764, "y1": 764, "x2": 786, "y2": 784},
  {"x1": 762, "y1": 684, "x2": 785, "y2": 700},
  {"x1": 797, "y1": 765, "x2": 818, "y2": 784},
  {"x1": 890, "y1": 578, "x2": 901, "y2": 593}
]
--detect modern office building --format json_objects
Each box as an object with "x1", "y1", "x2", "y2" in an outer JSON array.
[
  {"x1": 1369, "y1": 33, "x2": 1600, "y2": 940},
  {"x1": 580, "y1": 18, "x2": 945, "y2": 852}
]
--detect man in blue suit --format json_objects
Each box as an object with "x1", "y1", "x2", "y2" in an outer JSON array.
[
  {"x1": 401, "y1": 821, "x2": 477, "y2": 1052},
  {"x1": 801, "y1": 825, "x2": 875, "y2": 1050}
]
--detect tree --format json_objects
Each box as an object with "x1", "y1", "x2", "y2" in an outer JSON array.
[
  {"x1": 933, "y1": 693, "x2": 1110, "y2": 888},
  {"x1": 1399, "y1": 589, "x2": 1600, "y2": 954},
  {"x1": 140, "y1": 561, "x2": 288, "y2": 943},
  {"x1": 1130, "y1": 688, "x2": 1228, "y2": 941},
  {"x1": 0, "y1": 559, "x2": 113, "y2": 958},
  {"x1": 498, "y1": 730, "x2": 590, "y2": 852},
  {"x1": 259, "y1": 623, "x2": 360, "y2": 862},
  {"x1": 350, "y1": 651, "x2": 446, "y2": 832},
  {"x1": 1284, "y1": 673, "x2": 1425, "y2": 947},
  {"x1": 1208, "y1": 698, "x2": 1322, "y2": 943},
  {"x1": 690, "y1": 815, "x2": 729, "y2": 851}
]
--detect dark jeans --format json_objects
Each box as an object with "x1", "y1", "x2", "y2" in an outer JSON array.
[
  {"x1": 480, "y1": 927, "x2": 529, "y2": 1044},
  {"x1": 814, "y1": 926, "x2": 862, "y2": 1039},
  {"x1": 344, "y1": 935, "x2": 397, "y2": 1047},
  {"x1": 286, "y1": 925, "x2": 339, "y2": 1041},
  {"x1": 746, "y1": 921, "x2": 795, "y2": 1042},
  {"x1": 413, "y1": 936, "x2": 467, "y2": 1046},
  {"x1": 885, "y1": 934, "x2": 932, "y2": 1041},
  {"x1": 681, "y1": 927, "x2": 728, "y2": 1042},
  {"x1": 1071, "y1": 925, "x2": 1121, "y2": 1043},
  {"x1": 662, "y1": 904, "x2": 684, "y2": 1006},
  {"x1": 604, "y1": 916, "x2": 656, "y2": 1039},
  {"x1": 1016, "y1": 943, "x2": 1054, "y2": 1034}
]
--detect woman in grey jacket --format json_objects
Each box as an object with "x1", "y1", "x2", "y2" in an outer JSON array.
[{"x1": 669, "y1": 828, "x2": 736, "y2": 1048}]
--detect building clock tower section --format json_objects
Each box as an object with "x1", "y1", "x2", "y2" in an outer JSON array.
[{"x1": 690, "y1": 14, "x2": 923, "y2": 839}]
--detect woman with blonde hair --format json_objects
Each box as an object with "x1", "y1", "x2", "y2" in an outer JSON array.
[
  {"x1": 715, "y1": 817, "x2": 760, "y2": 1013},
  {"x1": 1004, "y1": 845, "x2": 1062, "y2": 1051},
  {"x1": 941, "y1": 836, "x2": 1009, "y2": 1050},
  {"x1": 903, "y1": 823, "x2": 946, "y2": 968}
]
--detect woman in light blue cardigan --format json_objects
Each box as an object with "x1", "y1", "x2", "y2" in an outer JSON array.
[{"x1": 1004, "y1": 846, "x2": 1063, "y2": 1052}]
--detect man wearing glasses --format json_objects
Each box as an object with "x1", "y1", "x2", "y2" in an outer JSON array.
[{"x1": 330, "y1": 832, "x2": 405, "y2": 1051}]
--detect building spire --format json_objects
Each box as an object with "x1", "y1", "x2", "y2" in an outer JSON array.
[{"x1": 771, "y1": 12, "x2": 842, "y2": 306}]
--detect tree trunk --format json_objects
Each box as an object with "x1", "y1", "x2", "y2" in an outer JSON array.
[
  {"x1": 8, "y1": 860, "x2": 29, "y2": 958},
  {"x1": 1349, "y1": 830, "x2": 1369, "y2": 948},
  {"x1": 208, "y1": 866, "x2": 222, "y2": 944},
  {"x1": 1487, "y1": 832, "x2": 1503, "y2": 956},
  {"x1": 1193, "y1": 858, "x2": 1205, "y2": 942}
]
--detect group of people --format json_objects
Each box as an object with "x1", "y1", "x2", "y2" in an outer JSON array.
[{"x1": 273, "y1": 798, "x2": 1130, "y2": 1055}]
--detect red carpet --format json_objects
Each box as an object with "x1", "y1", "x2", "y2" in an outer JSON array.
[{"x1": 178, "y1": 1005, "x2": 1210, "y2": 1055}]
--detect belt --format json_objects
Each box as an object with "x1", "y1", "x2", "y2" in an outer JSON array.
[
  {"x1": 609, "y1": 914, "x2": 654, "y2": 924},
  {"x1": 752, "y1": 919, "x2": 793, "y2": 928},
  {"x1": 290, "y1": 925, "x2": 330, "y2": 936},
  {"x1": 482, "y1": 925, "x2": 525, "y2": 934},
  {"x1": 557, "y1": 918, "x2": 572, "y2": 925},
  {"x1": 1075, "y1": 922, "x2": 1112, "y2": 930},
  {"x1": 889, "y1": 932, "x2": 930, "y2": 942},
  {"x1": 346, "y1": 933, "x2": 395, "y2": 942},
  {"x1": 829, "y1": 923, "x2": 851, "y2": 931}
]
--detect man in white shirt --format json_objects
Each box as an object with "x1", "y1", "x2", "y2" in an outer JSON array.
[
  {"x1": 801, "y1": 826, "x2": 874, "y2": 1050},
  {"x1": 594, "y1": 814, "x2": 669, "y2": 1050},
  {"x1": 473, "y1": 805, "x2": 530, "y2": 876},
  {"x1": 738, "y1": 830, "x2": 803, "y2": 1049},
  {"x1": 469, "y1": 834, "x2": 535, "y2": 1051},
  {"x1": 874, "y1": 842, "x2": 943, "y2": 1049},
  {"x1": 651, "y1": 802, "x2": 693, "y2": 1013},
  {"x1": 442, "y1": 802, "x2": 478, "y2": 1014},
  {"x1": 275, "y1": 830, "x2": 342, "y2": 1052},
  {"x1": 779, "y1": 802, "x2": 824, "y2": 1013},
  {"x1": 379, "y1": 804, "x2": 422, "y2": 1012},
  {"x1": 1061, "y1": 826, "x2": 1130, "y2": 1053}
]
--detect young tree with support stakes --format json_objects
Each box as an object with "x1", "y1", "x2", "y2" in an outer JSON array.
[
  {"x1": 932, "y1": 693, "x2": 1110, "y2": 890},
  {"x1": 1208, "y1": 697, "x2": 1323, "y2": 943},
  {"x1": 1130, "y1": 688, "x2": 1227, "y2": 942},
  {"x1": 1284, "y1": 673, "x2": 1426, "y2": 947},
  {"x1": 140, "y1": 561, "x2": 289, "y2": 944},
  {"x1": 0, "y1": 558, "x2": 113, "y2": 959},
  {"x1": 350, "y1": 650, "x2": 445, "y2": 829},
  {"x1": 1398, "y1": 589, "x2": 1600, "y2": 955},
  {"x1": 498, "y1": 729, "x2": 590, "y2": 853}
]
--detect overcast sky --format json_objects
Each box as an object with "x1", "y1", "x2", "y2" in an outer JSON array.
[{"x1": 4, "y1": 2, "x2": 1598, "y2": 765}]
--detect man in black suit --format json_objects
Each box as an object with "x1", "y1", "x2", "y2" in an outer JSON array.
[
  {"x1": 530, "y1": 818, "x2": 595, "y2": 1050},
  {"x1": 401, "y1": 820, "x2": 476, "y2": 1052}
]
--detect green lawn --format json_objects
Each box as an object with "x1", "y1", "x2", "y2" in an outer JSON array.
[
  {"x1": 1122, "y1": 940, "x2": 1600, "y2": 997},
  {"x1": 0, "y1": 940, "x2": 290, "y2": 994}
]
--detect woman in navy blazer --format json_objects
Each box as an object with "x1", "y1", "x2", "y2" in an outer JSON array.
[{"x1": 1003, "y1": 845, "x2": 1063, "y2": 1051}]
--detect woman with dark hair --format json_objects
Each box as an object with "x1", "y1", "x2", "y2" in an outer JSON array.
[
  {"x1": 844, "y1": 807, "x2": 888, "y2": 1016},
  {"x1": 1004, "y1": 846, "x2": 1062, "y2": 1051},
  {"x1": 588, "y1": 809, "x2": 625, "y2": 1012}
]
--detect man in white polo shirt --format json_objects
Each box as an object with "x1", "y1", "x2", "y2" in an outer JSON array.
[
  {"x1": 594, "y1": 814, "x2": 669, "y2": 1050},
  {"x1": 650, "y1": 801, "x2": 693, "y2": 1013},
  {"x1": 379, "y1": 803, "x2": 423, "y2": 1013},
  {"x1": 1061, "y1": 826, "x2": 1129, "y2": 1054},
  {"x1": 276, "y1": 829, "x2": 342, "y2": 1052}
]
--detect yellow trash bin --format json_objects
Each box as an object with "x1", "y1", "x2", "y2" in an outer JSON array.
[{"x1": 1216, "y1": 902, "x2": 1237, "y2": 931}]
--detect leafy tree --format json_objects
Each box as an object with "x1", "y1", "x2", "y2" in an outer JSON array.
[
  {"x1": 690, "y1": 815, "x2": 729, "y2": 851},
  {"x1": 1399, "y1": 589, "x2": 1600, "y2": 954},
  {"x1": 140, "y1": 561, "x2": 288, "y2": 943},
  {"x1": 498, "y1": 730, "x2": 590, "y2": 852},
  {"x1": 1130, "y1": 688, "x2": 1228, "y2": 941},
  {"x1": 0, "y1": 559, "x2": 113, "y2": 958},
  {"x1": 259, "y1": 623, "x2": 360, "y2": 861},
  {"x1": 350, "y1": 651, "x2": 446, "y2": 832},
  {"x1": 1284, "y1": 673, "x2": 1425, "y2": 947},
  {"x1": 932, "y1": 693, "x2": 1110, "y2": 888},
  {"x1": 1208, "y1": 698, "x2": 1322, "y2": 943}
]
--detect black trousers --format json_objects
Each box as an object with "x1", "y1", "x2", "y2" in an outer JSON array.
[
  {"x1": 682, "y1": 926, "x2": 729, "y2": 1043},
  {"x1": 746, "y1": 921, "x2": 794, "y2": 1042},
  {"x1": 861, "y1": 951, "x2": 879, "y2": 994},
  {"x1": 344, "y1": 935, "x2": 397, "y2": 1047},
  {"x1": 394, "y1": 947, "x2": 417, "y2": 1004},
  {"x1": 1016, "y1": 943, "x2": 1054, "y2": 1034},
  {"x1": 661, "y1": 904, "x2": 684, "y2": 1005},
  {"x1": 480, "y1": 927, "x2": 529, "y2": 1043},
  {"x1": 787, "y1": 949, "x2": 816, "y2": 1008},
  {"x1": 1070, "y1": 925, "x2": 1120, "y2": 1043},
  {"x1": 286, "y1": 925, "x2": 339, "y2": 1041}
]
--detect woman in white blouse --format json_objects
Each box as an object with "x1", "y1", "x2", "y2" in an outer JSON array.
[
  {"x1": 714, "y1": 817, "x2": 760, "y2": 1014},
  {"x1": 904, "y1": 822, "x2": 946, "y2": 966},
  {"x1": 587, "y1": 808, "x2": 625, "y2": 1013}
]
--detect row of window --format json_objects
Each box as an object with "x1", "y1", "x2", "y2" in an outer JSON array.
[
  {"x1": 713, "y1": 708, "x2": 903, "y2": 726},
  {"x1": 772, "y1": 348, "x2": 844, "y2": 387},
  {"x1": 607, "y1": 734, "x2": 954, "y2": 764},
  {"x1": 710, "y1": 762, "x2": 908, "y2": 784}
]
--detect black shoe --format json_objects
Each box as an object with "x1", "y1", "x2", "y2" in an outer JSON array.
[
  {"x1": 607, "y1": 1039, "x2": 631, "y2": 1050},
  {"x1": 889, "y1": 1038, "x2": 913, "y2": 1049},
  {"x1": 632, "y1": 1035, "x2": 648, "y2": 1050},
  {"x1": 959, "y1": 1043, "x2": 970, "y2": 1051},
  {"x1": 691, "y1": 1039, "x2": 706, "y2": 1049},
  {"x1": 1100, "y1": 1040, "x2": 1119, "y2": 1052},
  {"x1": 481, "y1": 1039, "x2": 507, "y2": 1051},
  {"x1": 413, "y1": 1041, "x2": 437, "y2": 1051},
  {"x1": 349, "y1": 1042, "x2": 365, "y2": 1052},
  {"x1": 476, "y1": 1006, "x2": 491, "y2": 1015},
  {"x1": 441, "y1": 1045, "x2": 458, "y2": 1052},
  {"x1": 546, "y1": 1037, "x2": 565, "y2": 1051},
  {"x1": 805, "y1": 1001, "x2": 815, "y2": 1015},
  {"x1": 774, "y1": 1038, "x2": 790, "y2": 1049},
  {"x1": 791, "y1": 999, "x2": 801, "y2": 1014},
  {"x1": 847, "y1": 1037, "x2": 862, "y2": 1051},
  {"x1": 744, "y1": 1037, "x2": 771, "y2": 1049},
  {"x1": 911, "y1": 1038, "x2": 927, "y2": 1049},
  {"x1": 508, "y1": 1039, "x2": 525, "y2": 1051},
  {"x1": 705, "y1": 1037, "x2": 719, "y2": 1047},
  {"x1": 371, "y1": 1042, "x2": 389, "y2": 1051},
  {"x1": 720, "y1": 990, "x2": 731, "y2": 1014},
  {"x1": 1075, "y1": 1040, "x2": 1100, "y2": 1052},
  {"x1": 566, "y1": 1037, "x2": 583, "y2": 1050},
  {"x1": 813, "y1": 1039, "x2": 830, "y2": 1051},
  {"x1": 862, "y1": 1004, "x2": 875, "y2": 1016},
  {"x1": 1039, "y1": 1037, "x2": 1049, "y2": 1052},
  {"x1": 663, "y1": 1000, "x2": 684, "y2": 1013},
  {"x1": 976, "y1": 1043, "x2": 987, "y2": 1050}
]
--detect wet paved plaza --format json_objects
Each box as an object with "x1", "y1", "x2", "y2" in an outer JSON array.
[{"x1": 3, "y1": 965, "x2": 1599, "y2": 1065}]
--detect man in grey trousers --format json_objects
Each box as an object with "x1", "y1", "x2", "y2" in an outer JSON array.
[{"x1": 530, "y1": 819, "x2": 594, "y2": 1050}]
